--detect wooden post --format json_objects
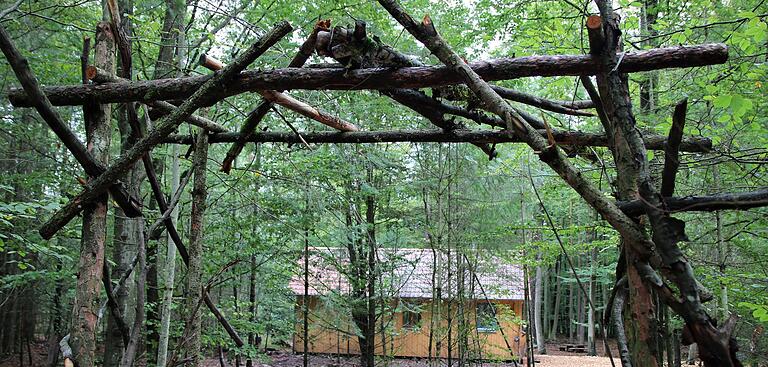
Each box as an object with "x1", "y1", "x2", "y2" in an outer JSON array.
[
  {"x1": 68, "y1": 21, "x2": 115, "y2": 367},
  {"x1": 185, "y1": 128, "x2": 209, "y2": 366}
]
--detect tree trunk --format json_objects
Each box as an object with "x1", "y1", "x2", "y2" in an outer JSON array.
[
  {"x1": 146, "y1": 0, "x2": 185, "y2": 354},
  {"x1": 639, "y1": 0, "x2": 659, "y2": 114},
  {"x1": 104, "y1": 81, "x2": 146, "y2": 367},
  {"x1": 363, "y1": 175, "x2": 377, "y2": 367},
  {"x1": 687, "y1": 343, "x2": 698, "y2": 365},
  {"x1": 247, "y1": 252, "x2": 258, "y2": 367},
  {"x1": 156, "y1": 143, "x2": 180, "y2": 367},
  {"x1": 549, "y1": 258, "x2": 562, "y2": 339},
  {"x1": 542, "y1": 264, "x2": 550, "y2": 344},
  {"x1": 185, "y1": 128, "x2": 209, "y2": 367},
  {"x1": 577, "y1": 255, "x2": 585, "y2": 345},
  {"x1": 588, "y1": 247, "x2": 597, "y2": 356},
  {"x1": 714, "y1": 167, "x2": 729, "y2": 320},
  {"x1": 68, "y1": 21, "x2": 114, "y2": 367},
  {"x1": 534, "y1": 260, "x2": 546, "y2": 354},
  {"x1": 155, "y1": 3, "x2": 187, "y2": 364},
  {"x1": 569, "y1": 282, "x2": 575, "y2": 341}
]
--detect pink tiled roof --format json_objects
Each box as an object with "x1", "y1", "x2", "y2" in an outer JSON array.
[{"x1": 289, "y1": 247, "x2": 524, "y2": 300}]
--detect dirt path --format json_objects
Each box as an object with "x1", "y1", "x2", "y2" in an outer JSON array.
[{"x1": 534, "y1": 354, "x2": 614, "y2": 367}]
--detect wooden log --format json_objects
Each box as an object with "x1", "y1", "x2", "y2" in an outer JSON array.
[
  {"x1": 70, "y1": 22, "x2": 115, "y2": 367},
  {"x1": 490, "y1": 85, "x2": 594, "y2": 116},
  {"x1": 660, "y1": 99, "x2": 687, "y2": 197},
  {"x1": 0, "y1": 24, "x2": 143, "y2": 220},
  {"x1": 587, "y1": 15, "x2": 605, "y2": 55},
  {"x1": 258, "y1": 90, "x2": 359, "y2": 131},
  {"x1": 199, "y1": 54, "x2": 224, "y2": 71},
  {"x1": 383, "y1": 89, "x2": 498, "y2": 159},
  {"x1": 8, "y1": 43, "x2": 729, "y2": 107},
  {"x1": 161, "y1": 128, "x2": 712, "y2": 152},
  {"x1": 199, "y1": 52, "x2": 359, "y2": 132},
  {"x1": 617, "y1": 189, "x2": 768, "y2": 217},
  {"x1": 86, "y1": 66, "x2": 228, "y2": 133},
  {"x1": 38, "y1": 21, "x2": 292, "y2": 240},
  {"x1": 558, "y1": 100, "x2": 595, "y2": 109}
]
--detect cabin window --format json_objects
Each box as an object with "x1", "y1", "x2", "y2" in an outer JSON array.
[
  {"x1": 476, "y1": 303, "x2": 498, "y2": 332},
  {"x1": 401, "y1": 302, "x2": 422, "y2": 330}
]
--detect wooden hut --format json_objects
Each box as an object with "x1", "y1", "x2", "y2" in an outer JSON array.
[{"x1": 290, "y1": 248, "x2": 527, "y2": 360}]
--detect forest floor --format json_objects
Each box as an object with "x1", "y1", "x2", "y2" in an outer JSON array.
[
  {"x1": 0, "y1": 339, "x2": 618, "y2": 367},
  {"x1": 207, "y1": 339, "x2": 619, "y2": 367},
  {"x1": 220, "y1": 350, "x2": 616, "y2": 366}
]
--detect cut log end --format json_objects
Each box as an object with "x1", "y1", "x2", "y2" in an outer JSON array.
[
  {"x1": 586, "y1": 15, "x2": 605, "y2": 55},
  {"x1": 220, "y1": 162, "x2": 233, "y2": 174},
  {"x1": 85, "y1": 65, "x2": 98, "y2": 81},
  {"x1": 200, "y1": 54, "x2": 224, "y2": 71},
  {"x1": 586, "y1": 15, "x2": 602, "y2": 30}
]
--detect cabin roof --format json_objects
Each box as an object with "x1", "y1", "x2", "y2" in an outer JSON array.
[{"x1": 289, "y1": 247, "x2": 524, "y2": 300}]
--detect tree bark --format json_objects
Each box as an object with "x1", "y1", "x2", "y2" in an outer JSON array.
[
  {"x1": 163, "y1": 128, "x2": 712, "y2": 152},
  {"x1": 588, "y1": 247, "x2": 597, "y2": 356},
  {"x1": 156, "y1": 144, "x2": 180, "y2": 367},
  {"x1": 185, "y1": 128, "x2": 209, "y2": 367},
  {"x1": 588, "y1": 10, "x2": 662, "y2": 365},
  {"x1": 65, "y1": 21, "x2": 115, "y2": 367},
  {"x1": 534, "y1": 260, "x2": 547, "y2": 354},
  {"x1": 548, "y1": 258, "x2": 562, "y2": 339},
  {"x1": 8, "y1": 44, "x2": 728, "y2": 107}
]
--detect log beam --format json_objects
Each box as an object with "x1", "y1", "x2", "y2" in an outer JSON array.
[
  {"x1": 161, "y1": 128, "x2": 712, "y2": 152},
  {"x1": 617, "y1": 189, "x2": 768, "y2": 217},
  {"x1": 8, "y1": 44, "x2": 728, "y2": 107},
  {"x1": 661, "y1": 99, "x2": 687, "y2": 197}
]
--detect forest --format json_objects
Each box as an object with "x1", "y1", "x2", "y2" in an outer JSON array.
[{"x1": 0, "y1": 0, "x2": 766, "y2": 366}]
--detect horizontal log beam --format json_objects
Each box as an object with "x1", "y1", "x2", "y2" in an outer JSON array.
[
  {"x1": 8, "y1": 44, "x2": 728, "y2": 107},
  {"x1": 617, "y1": 189, "x2": 768, "y2": 216},
  {"x1": 161, "y1": 129, "x2": 712, "y2": 152}
]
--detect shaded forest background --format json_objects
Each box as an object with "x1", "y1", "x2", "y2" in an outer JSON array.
[{"x1": 0, "y1": 0, "x2": 766, "y2": 366}]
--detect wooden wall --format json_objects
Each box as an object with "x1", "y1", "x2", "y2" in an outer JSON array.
[{"x1": 293, "y1": 296, "x2": 526, "y2": 360}]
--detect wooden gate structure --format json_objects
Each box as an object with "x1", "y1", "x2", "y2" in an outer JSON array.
[{"x1": 1, "y1": 0, "x2": 767, "y2": 365}]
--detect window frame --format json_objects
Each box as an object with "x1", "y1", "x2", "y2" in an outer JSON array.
[
  {"x1": 401, "y1": 301, "x2": 422, "y2": 330},
  {"x1": 476, "y1": 302, "x2": 499, "y2": 333}
]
